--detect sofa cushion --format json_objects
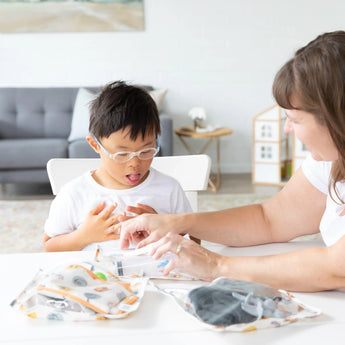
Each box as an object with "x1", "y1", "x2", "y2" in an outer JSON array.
[
  {"x1": 0, "y1": 138, "x2": 68, "y2": 169},
  {"x1": 149, "y1": 89, "x2": 168, "y2": 111},
  {"x1": 68, "y1": 88, "x2": 97, "y2": 142},
  {"x1": 0, "y1": 88, "x2": 78, "y2": 139},
  {"x1": 0, "y1": 169, "x2": 50, "y2": 184}
]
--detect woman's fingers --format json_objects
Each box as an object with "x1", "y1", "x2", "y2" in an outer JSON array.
[
  {"x1": 136, "y1": 231, "x2": 164, "y2": 249},
  {"x1": 119, "y1": 214, "x2": 172, "y2": 249},
  {"x1": 119, "y1": 218, "x2": 146, "y2": 249},
  {"x1": 149, "y1": 233, "x2": 218, "y2": 281},
  {"x1": 150, "y1": 233, "x2": 182, "y2": 259},
  {"x1": 162, "y1": 258, "x2": 177, "y2": 276}
]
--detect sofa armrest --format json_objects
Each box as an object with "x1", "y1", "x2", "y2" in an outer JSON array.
[{"x1": 159, "y1": 113, "x2": 173, "y2": 156}]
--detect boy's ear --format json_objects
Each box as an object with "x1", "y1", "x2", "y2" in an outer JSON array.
[{"x1": 86, "y1": 135, "x2": 100, "y2": 154}]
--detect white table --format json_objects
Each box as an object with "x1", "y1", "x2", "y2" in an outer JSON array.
[{"x1": 1, "y1": 241, "x2": 344, "y2": 345}]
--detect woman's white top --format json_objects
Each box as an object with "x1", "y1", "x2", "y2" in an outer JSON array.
[{"x1": 302, "y1": 155, "x2": 345, "y2": 246}]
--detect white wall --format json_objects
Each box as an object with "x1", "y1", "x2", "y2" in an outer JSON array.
[{"x1": 0, "y1": 0, "x2": 344, "y2": 172}]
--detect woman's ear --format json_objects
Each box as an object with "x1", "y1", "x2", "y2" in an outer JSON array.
[{"x1": 86, "y1": 135, "x2": 101, "y2": 154}]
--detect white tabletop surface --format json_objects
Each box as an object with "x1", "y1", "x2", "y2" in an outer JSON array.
[{"x1": 1, "y1": 240, "x2": 344, "y2": 345}]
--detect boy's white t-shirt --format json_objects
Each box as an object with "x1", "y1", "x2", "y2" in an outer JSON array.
[
  {"x1": 44, "y1": 167, "x2": 193, "y2": 251},
  {"x1": 302, "y1": 155, "x2": 345, "y2": 246}
]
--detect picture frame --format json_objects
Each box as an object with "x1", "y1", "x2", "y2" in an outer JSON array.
[{"x1": 0, "y1": 0, "x2": 145, "y2": 33}]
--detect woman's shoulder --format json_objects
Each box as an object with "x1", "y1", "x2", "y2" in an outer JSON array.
[{"x1": 302, "y1": 155, "x2": 332, "y2": 194}]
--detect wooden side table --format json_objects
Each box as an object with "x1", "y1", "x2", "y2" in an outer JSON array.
[{"x1": 174, "y1": 126, "x2": 233, "y2": 192}]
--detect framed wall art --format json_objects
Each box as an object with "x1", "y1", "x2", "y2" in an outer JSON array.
[{"x1": 0, "y1": 0, "x2": 145, "y2": 33}]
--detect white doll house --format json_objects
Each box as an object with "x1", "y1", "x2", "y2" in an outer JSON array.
[
  {"x1": 292, "y1": 135, "x2": 309, "y2": 173},
  {"x1": 252, "y1": 104, "x2": 309, "y2": 185}
]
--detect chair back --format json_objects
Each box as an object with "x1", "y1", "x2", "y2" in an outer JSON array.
[{"x1": 47, "y1": 155, "x2": 211, "y2": 211}]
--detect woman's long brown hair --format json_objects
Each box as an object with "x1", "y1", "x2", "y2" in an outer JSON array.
[{"x1": 272, "y1": 31, "x2": 345, "y2": 203}]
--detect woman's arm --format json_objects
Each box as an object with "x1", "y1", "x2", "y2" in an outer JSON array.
[
  {"x1": 151, "y1": 233, "x2": 345, "y2": 292},
  {"x1": 120, "y1": 168, "x2": 326, "y2": 249}
]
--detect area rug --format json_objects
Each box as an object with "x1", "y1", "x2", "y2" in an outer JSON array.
[
  {"x1": 198, "y1": 193, "x2": 270, "y2": 212},
  {"x1": 0, "y1": 194, "x2": 319, "y2": 254},
  {"x1": 0, "y1": 199, "x2": 52, "y2": 254}
]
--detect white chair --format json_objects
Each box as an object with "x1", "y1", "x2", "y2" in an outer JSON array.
[{"x1": 47, "y1": 155, "x2": 211, "y2": 212}]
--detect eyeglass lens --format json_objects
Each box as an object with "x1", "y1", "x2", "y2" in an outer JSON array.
[{"x1": 114, "y1": 148, "x2": 157, "y2": 162}]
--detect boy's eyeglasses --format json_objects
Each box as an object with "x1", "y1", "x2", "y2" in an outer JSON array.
[{"x1": 92, "y1": 134, "x2": 160, "y2": 163}]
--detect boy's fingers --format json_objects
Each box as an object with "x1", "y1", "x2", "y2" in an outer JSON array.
[
  {"x1": 119, "y1": 215, "x2": 134, "y2": 222},
  {"x1": 126, "y1": 204, "x2": 156, "y2": 215},
  {"x1": 108, "y1": 212, "x2": 125, "y2": 225},
  {"x1": 126, "y1": 205, "x2": 142, "y2": 214},
  {"x1": 101, "y1": 202, "x2": 118, "y2": 218},
  {"x1": 136, "y1": 203, "x2": 156, "y2": 213},
  {"x1": 109, "y1": 233, "x2": 121, "y2": 241},
  {"x1": 105, "y1": 214, "x2": 126, "y2": 235},
  {"x1": 113, "y1": 222, "x2": 122, "y2": 233},
  {"x1": 89, "y1": 202, "x2": 106, "y2": 215}
]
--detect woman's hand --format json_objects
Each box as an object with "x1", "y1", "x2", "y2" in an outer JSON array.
[
  {"x1": 150, "y1": 233, "x2": 224, "y2": 281},
  {"x1": 118, "y1": 213, "x2": 181, "y2": 250}
]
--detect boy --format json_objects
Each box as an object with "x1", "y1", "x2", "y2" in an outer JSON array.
[{"x1": 43, "y1": 81, "x2": 192, "y2": 252}]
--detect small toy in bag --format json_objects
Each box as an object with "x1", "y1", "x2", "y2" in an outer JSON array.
[
  {"x1": 154, "y1": 277, "x2": 321, "y2": 331},
  {"x1": 11, "y1": 260, "x2": 147, "y2": 321}
]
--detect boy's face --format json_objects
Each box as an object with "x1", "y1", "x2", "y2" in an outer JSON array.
[{"x1": 87, "y1": 127, "x2": 157, "y2": 189}]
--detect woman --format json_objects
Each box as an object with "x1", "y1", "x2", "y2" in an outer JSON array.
[{"x1": 118, "y1": 31, "x2": 345, "y2": 292}]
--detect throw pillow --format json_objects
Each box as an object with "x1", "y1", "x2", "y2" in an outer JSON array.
[
  {"x1": 68, "y1": 88, "x2": 97, "y2": 142},
  {"x1": 149, "y1": 89, "x2": 168, "y2": 111}
]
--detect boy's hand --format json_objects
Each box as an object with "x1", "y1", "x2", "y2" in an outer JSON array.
[
  {"x1": 77, "y1": 202, "x2": 124, "y2": 245},
  {"x1": 120, "y1": 203, "x2": 157, "y2": 222}
]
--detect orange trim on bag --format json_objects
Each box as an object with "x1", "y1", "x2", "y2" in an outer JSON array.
[
  {"x1": 66, "y1": 264, "x2": 107, "y2": 281},
  {"x1": 37, "y1": 285, "x2": 107, "y2": 315},
  {"x1": 122, "y1": 296, "x2": 139, "y2": 305}
]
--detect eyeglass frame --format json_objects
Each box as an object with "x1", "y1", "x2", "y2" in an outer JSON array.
[{"x1": 91, "y1": 134, "x2": 160, "y2": 163}]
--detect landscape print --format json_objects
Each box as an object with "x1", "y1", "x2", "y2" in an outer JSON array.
[{"x1": 0, "y1": 0, "x2": 144, "y2": 33}]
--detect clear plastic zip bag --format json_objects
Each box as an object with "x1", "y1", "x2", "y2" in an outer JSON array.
[
  {"x1": 95, "y1": 244, "x2": 196, "y2": 280},
  {"x1": 11, "y1": 259, "x2": 147, "y2": 321},
  {"x1": 11, "y1": 243, "x2": 195, "y2": 321},
  {"x1": 153, "y1": 277, "x2": 321, "y2": 331}
]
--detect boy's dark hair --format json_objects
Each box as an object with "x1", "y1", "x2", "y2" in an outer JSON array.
[{"x1": 89, "y1": 81, "x2": 161, "y2": 140}]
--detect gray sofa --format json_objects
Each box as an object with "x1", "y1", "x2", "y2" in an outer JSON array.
[{"x1": 0, "y1": 87, "x2": 172, "y2": 184}]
